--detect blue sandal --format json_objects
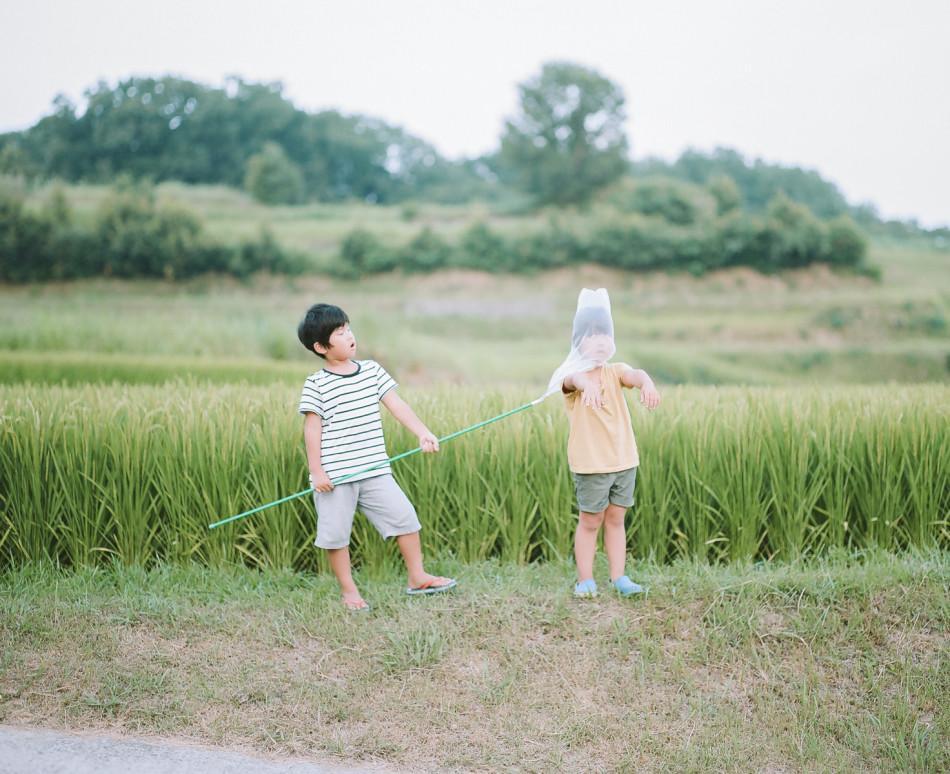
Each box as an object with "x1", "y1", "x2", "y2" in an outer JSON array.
[
  {"x1": 573, "y1": 578, "x2": 598, "y2": 598},
  {"x1": 612, "y1": 575, "x2": 645, "y2": 597}
]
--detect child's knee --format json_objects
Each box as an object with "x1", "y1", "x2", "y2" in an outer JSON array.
[
  {"x1": 604, "y1": 508, "x2": 625, "y2": 528},
  {"x1": 578, "y1": 510, "x2": 605, "y2": 531}
]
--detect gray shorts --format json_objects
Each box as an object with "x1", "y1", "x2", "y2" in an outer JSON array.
[
  {"x1": 572, "y1": 467, "x2": 637, "y2": 513},
  {"x1": 312, "y1": 473, "x2": 421, "y2": 549}
]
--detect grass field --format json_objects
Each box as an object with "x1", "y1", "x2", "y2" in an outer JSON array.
[
  {"x1": 0, "y1": 264, "x2": 947, "y2": 389},
  {"x1": 1, "y1": 553, "x2": 946, "y2": 771},
  {"x1": 3, "y1": 182, "x2": 948, "y2": 771}
]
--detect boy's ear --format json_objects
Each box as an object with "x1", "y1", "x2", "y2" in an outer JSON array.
[{"x1": 313, "y1": 341, "x2": 328, "y2": 355}]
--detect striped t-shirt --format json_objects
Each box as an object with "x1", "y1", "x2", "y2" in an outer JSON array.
[{"x1": 298, "y1": 360, "x2": 397, "y2": 483}]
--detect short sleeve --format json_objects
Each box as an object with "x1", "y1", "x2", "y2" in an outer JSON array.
[
  {"x1": 613, "y1": 363, "x2": 631, "y2": 385},
  {"x1": 563, "y1": 389, "x2": 578, "y2": 411},
  {"x1": 298, "y1": 375, "x2": 325, "y2": 417},
  {"x1": 374, "y1": 361, "x2": 397, "y2": 400}
]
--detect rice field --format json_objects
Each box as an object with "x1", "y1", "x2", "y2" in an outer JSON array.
[{"x1": 2, "y1": 383, "x2": 946, "y2": 571}]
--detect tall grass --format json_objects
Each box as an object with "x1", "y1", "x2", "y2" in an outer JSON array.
[{"x1": 1, "y1": 383, "x2": 947, "y2": 570}]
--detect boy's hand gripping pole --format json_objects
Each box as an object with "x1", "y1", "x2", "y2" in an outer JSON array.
[{"x1": 208, "y1": 397, "x2": 543, "y2": 530}]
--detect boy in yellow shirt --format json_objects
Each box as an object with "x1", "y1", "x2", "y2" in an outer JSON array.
[{"x1": 558, "y1": 291, "x2": 660, "y2": 597}]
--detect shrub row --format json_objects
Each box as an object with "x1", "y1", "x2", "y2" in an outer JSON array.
[
  {"x1": 334, "y1": 196, "x2": 869, "y2": 278},
  {"x1": 0, "y1": 182, "x2": 306, "y2": 282},
  {"x1": 1, "y1": 181, "x2": 869, "y2": 282}
]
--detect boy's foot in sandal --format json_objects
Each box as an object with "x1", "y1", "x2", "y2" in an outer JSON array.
[
  {"x1": 612, "y1": 575, "x2": 645, "y2": 597},
  {"x1": 342, "y1": 592, "x2": 370, "y2": 611},
  {"x1": 406, "y1": 575, "x2": 457, "y2": 595},
  {"x1": 574, "y1": 578, "x2": 598, "y2": 598}
]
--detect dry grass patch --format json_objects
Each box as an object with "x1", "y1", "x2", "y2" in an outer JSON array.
[{"x1": 1, "y1": 554, "x2": 947, "y2": 772}]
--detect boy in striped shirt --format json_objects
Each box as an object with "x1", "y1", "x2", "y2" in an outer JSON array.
[{"x1": 298, "y1": 303, "x2": 456, "y2": 610}]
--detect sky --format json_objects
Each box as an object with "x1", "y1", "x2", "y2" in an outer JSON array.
[{"x1": 3, "y1": 0, "x2": 948, "y2": 226}]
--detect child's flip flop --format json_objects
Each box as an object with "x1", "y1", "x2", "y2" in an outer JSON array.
[
  {"x1": 406, "y1": 577, "x2": 457, "y2": 595},
  {"x1": 343, "y1": 598, "x2": 371, "y2": 611}
]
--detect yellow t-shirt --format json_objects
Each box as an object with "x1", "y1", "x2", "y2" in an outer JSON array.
[{"x1": 563, "y1": 362, "x2": 639, "y2": 474}]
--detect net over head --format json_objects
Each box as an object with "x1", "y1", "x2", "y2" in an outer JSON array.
[{"x1": 541, "y1": 288, "x2": 616, "y2": 399}]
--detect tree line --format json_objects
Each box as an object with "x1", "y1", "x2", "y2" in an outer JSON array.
[
  {"x1": 0, "y1": 77, "x2": 495, "y2": 205},
  {"x1": 6, "y1": 61, "x2": 934, "y2": 281},
  {"x1": 1, "y1": 63, "x2": 879, "y2": 222}
]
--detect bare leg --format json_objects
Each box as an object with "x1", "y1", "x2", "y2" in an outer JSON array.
[
  {"x1": 326, "y1": 547, "x2": 366, "y2": 608},
  {"x1": 574, "y1": 510, "x2": 605, "y2": 582},
  {"x1": 603, "y1": 504, "x2": 629, "y2": 581},
  {"x1": 396, "y1": 531, "x2": 452, "y2": 589}
]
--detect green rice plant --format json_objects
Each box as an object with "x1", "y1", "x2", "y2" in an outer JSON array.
[
  {"x1": 0, "y1": 400, "x2": 67, "y2": 564},
  {"x1": 482, "y1": 424, "x2": 542, "y2": 564},
  {"x1": 812, "y1": 412, "x2": 857, "y2": 551},
  {"x1": 628, "y1": 406, "x2": 683, "y2": 562},
  {"x1": 52, "y1": 411, "x2": 112, "y2": 566},
  {"x1": 761, "y1": 406, "x2": 826, "y2": 559},
  {"x1": 849, "y1": 402, "x2": 909, "y2": 551},
  {"x1": 0, "y1": 383, "x2": 946, "y2": 570},
  {"x1": 150, "y1": 394, "x2": 249, "y2": 568},
  {"x1": 669, "y1": 412, "x2": 718, "y2": 561},
  {"x1": 707, "y1": 394, "x2": 773, "y2": 561},
  {"x1": 900, "y1": 405, "x2": 950, "y2": 547},
  {"x1": 236, "y1": 418, "x2": 313, "y2": 570},
  {"x1": 523, "y1": 411, "x2": 576, "y2": 561},
  {"x1": 101, "y1": 401, "x2": 163, "y2": 564}
]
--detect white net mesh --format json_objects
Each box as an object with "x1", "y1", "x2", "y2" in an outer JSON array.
[{"x1": 540, "y1": 288, "x2": 616, "y2": 400}]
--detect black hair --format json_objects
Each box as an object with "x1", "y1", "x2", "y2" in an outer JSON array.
[{"x1": 298, "y1": 303, "x2": 349, "y2": 359}]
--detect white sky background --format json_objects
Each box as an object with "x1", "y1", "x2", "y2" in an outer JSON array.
[{"x1": 2, "y1": 0, "x2": 948, "y2": 226}]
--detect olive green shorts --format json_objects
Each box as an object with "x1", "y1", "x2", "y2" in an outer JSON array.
[{"x1": 571, "y1": 466, "x2": 637, "y2": 513}]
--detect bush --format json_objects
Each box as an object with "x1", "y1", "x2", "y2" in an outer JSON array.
[
  {"x1": 708, "y1": 175, "x2": 741, "y2": 215},
  {"x1": 229, "y1": 228, "x2": 306, "y2": 277},
  {"x1": 456, "y1": 222, "x2": 513, "y2": 272},
  {"x1": 336, "y1": 229, "x2": 397, "y2": 278},
  {"x1": 95, "y1": 183, "x2": 205, "y2": 279},
  {"x1": 624, "y1": 179, "x2": 700, "y2": 225},
  {"x1": 711, "y1": 213, "x2": 769, "y2": 270},
  {"x1": 398, "y1": 228, "x2": 451, "y2": 273},
  {"x1": 0, "y1": 192, "x2": 52, "y2": 282},
  {"x1": 516, "y1": 222, "x2": 583, "y2": 270},
  {"x1": 244, "y1": 142, "x2": 305, "y2": 205},
  {"x1": 0, "y1": 180, "x2": 305, "y2": 283},
  {"x1": 763, "y1": 193, "x2": 828, "y2": 271},
  {"x1": 826, "y1": 215, "x2": 867, "y2": 268},
  {"x1": 587, "y1": 220, "x2": 688, "y2": 272}
]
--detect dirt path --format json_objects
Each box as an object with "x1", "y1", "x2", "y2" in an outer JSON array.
[{"x1": 0, "y1": 726, "x2": 393, "y2": 774}]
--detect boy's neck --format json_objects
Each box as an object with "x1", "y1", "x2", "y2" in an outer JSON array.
[{"x1": 323, "y1": 356, "x2": 358, "y2": 375}]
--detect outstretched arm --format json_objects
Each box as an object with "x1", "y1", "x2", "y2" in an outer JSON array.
[
  {"x1": 621, "y1": 367, "x2": 661, "y2": 410},
  {"x1": 381, "y1": 390, "x2": 440, "y2": 452}
]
